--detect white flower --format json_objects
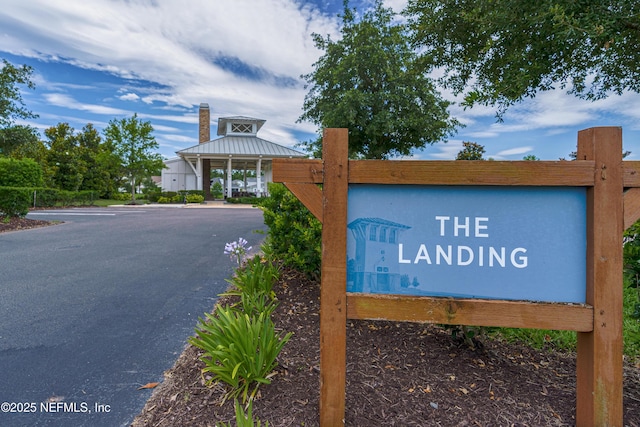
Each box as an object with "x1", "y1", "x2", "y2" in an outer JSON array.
[{"x1": 224, "y1": 237, "x2": 252, "y2": 265}]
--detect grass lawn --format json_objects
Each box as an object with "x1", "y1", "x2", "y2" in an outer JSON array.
[{"x1": 91, "y1": 198, "x2": 149, "y2": 207}]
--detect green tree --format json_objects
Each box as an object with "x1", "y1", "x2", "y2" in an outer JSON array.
[
  {"x1": 299, "y1": 0, "x2": 459, "y2": 159},
  {"x1": 44, "y1": 122, "x2": 123, "y2": 196},
  {"x1": 405, "y1": 0, "x2": 640, "y2": 118},
  {"x1": 103, "y1": 114, "x2": 164, "y2": 203},
  {"x1": 523, "y1": 154, "x2": 540, "y2": 161},
  {"x1": 0, "y1": 125, "x2": 40, "y2": 157},
  {"x1": 75, "y1": 123, "x2": 119, "y2": 195},
  {"x1": 8, "y1": 130, "x2": 47, "y2": 164},
  {"x1": 45, "y1": 123, "x2": 87, "y2": 191},
  {"x1": 456, "y1": 141, "x2": 485, "y2": 160},
  {"x1": 1, "y1": 58, "x2": 39, "y2": 157},
  {"x1": 0, "y1": 58, "x2": 37, "y2": 128}
]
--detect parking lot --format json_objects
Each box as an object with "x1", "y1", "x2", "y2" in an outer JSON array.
[{"x1": 0, "y1": 206, "x2": 266, "y2": 427}]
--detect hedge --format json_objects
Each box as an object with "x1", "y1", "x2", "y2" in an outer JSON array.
[
  {"x1": 258, "y1": 183, "x2": 322, "y2": 279},
  {"x1": 147, "y1": 190, "x2": 204, "y2": 203},
  {"x1": 0, "y1": 187, "x2": 31, "y2": 217},
  {"x1": 0, "y1": 187, "x2": 96, "y2": 217},
  {"x1": 0, "y1": 158, "x2": 43, "y2": 187}
]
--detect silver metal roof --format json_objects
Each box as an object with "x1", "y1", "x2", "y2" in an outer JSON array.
[{"x1": 177, "y1": 135, "x2": 306, "y2": 158}]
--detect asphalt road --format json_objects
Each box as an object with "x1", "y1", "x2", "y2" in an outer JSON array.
[{"x1": 0, "y1": 206, "x2": 266, "y2": 427}]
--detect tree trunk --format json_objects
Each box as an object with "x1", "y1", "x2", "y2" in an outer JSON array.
[{"x1": 130, "y1": 176, "x2": 136, "y2": 204}]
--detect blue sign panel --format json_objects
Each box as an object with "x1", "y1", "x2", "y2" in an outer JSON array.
[{"x1": 347, "y1": 185, "x2": 587, "y2": 303}]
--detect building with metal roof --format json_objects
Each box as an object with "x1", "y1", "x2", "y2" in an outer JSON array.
[{"x1": 161, "y1": 103, "x2": 306, "y2": 198}]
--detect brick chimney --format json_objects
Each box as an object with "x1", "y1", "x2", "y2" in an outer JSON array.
[
  {"x1": 198, "y1": 103, "x2": 212, "y2": 200},
  {"x1": 199, "y1": 103, "x2": 210, "y2": 143}
]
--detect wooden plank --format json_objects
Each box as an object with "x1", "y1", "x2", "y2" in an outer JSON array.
[
  {"x1": 319, "y1": 129, "x2": 349, "y2": 427},
  {"x1": 284, "y1": 182, "x2": 323, "y2": 223},
  {"x1": 349, "y1": 160, "x2": 595, "y2": 186},
  {"x1": 624, "y1": 161, "x2": 640, "y2": 188},
  {"x1": 624, "y1": 187, "x2": 640, "y2": 230},
  {"x1": 272, "y1": 158, "x2": 323, "y2": 183},
  {"x1": 576, "y1": 127, "x2": 624, "y2": 426},
  {"x1": 347, "y1": 293, "x2": 593, "y2": 332},
  {"x1": 273, "y1": 158, "x2": 602, "y2": 186}
]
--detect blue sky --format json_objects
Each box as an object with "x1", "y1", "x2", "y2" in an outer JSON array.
[{"x1": 1, "y1": 0, "x2": 639, "y2": 161}]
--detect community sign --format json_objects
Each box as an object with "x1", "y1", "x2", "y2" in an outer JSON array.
[{"x1": 347, "y1": 185, "x2": 587, "y2": 303}]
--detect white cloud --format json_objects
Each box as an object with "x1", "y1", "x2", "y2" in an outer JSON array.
[
  {"x1": 119, "y1": 93, "x2": 140, "y2": 102},
  {"x1": 2, "y1": 0, "x2": 640, "y2": 159},
  {"x1": 43, "y1": 93, "x2": 129, "y2": 116},
  {"x1": 0, "y1": 0, "x2": 342, "y2": 137},
  {"x1": 423, "y1": 140, "x2": 463, "y2": 160},
  {"x1": 494, "y1": 146, "x2": 534, "y2": 157}
]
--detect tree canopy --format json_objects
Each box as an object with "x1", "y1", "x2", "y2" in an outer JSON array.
[
  {"x1": 405, "y1": 0, "x2": 640, "y2": 118},
  {"x1": 43, "y1": 122, "x2": 121, "y2": 195},
  {"x1": 299, "y1": 0, "x2": 459, "y2": 159},
  {"x1": 0, "y1": 125, "x2": 40, "y2": 157},
  {"x1": 104, "y1": 114, "x2": 164, "y2": 202},
  {"x1": 0, "y1": 58, "x2": 39, "y2": 157},
  {"x1": 456, "y1": 141, "x2": 486, "y2": 160},
  {"x1": 0, "y1": 59, "x2": 37, "y2": 128}
]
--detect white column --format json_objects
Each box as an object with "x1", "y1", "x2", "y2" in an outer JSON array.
[
  {"x1": 256, "y1": 157, "x2": 262, "y2": 197},
  {"x1": 196, "y1": 156, "x2": 202, "y2": 191},
  {"x1": 227, "y1": 156, "x2": 233, "y2": 198}
]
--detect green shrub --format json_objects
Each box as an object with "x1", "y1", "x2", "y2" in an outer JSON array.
[
  {"x1": 163, "y1": 191, "x2": 178, "y2": 199},
  {"x1": 57, "y1": 190, "x2": 75, "y2": 207},
  {"x1": 189, "y1": 307, "x2": 292, "y2": 403},
  {"x1": 223, "y1": 255, "x2": 280, "y2": 316},
  {"x1": 226, "y1": 256, "x2": 279, "y2": 297},
  {"x1": 492, "y1": 280, "x2": 640, "y2": 360},
  {"x1": 212, "y1": 181, "x2": 224, "y2": 199},
  {"x1": 0, "y1": 185, "x2": 97, "y2": 216},
  {"x1": 623, "y1": 279, "x2": 640, "y2": 358},
  {"x1": 0, "y1": 158, "x2": 43, "y2": 187},
  {"x1": 0, "y1": 187, "x2": 31, "y2": 217},
  {"x1": 227, "y1": 197, "x2": 261, "y2": 205},
  {"x1": 33, "y1": 188, "x2": 60, "y2": 207},
  {"x1": 112, "y1": 192, "x2": 130, "y2": 201},
  {"x1": 30, "y1": 188, "x2": 95, "y2": 207},
  {"x1": 216, "y1": 399, "x2": 269, "y2": 427},
  {"x1": 145, "y1": 189, "x2": 162, "y2": 202},
  {"x1": 259, "y1": 183, "x2": 322, "y2": 279},
  {"x1": 75, "y1": 191, "x2": 96, "y2": 205},
  {"x1": 157, "y1": 196, "x2": 172, "y2": 204},
  {"x1": 624, "y1": 219, "x2": 640, "y2": 287},
  {"x1": 186, "y1": 194, "x2": 205, "y2": 203}
]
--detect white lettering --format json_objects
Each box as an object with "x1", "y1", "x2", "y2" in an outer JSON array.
[
  {"x1": 399, "y1": 243, "x2": 529, "y2": 269},
  {"x1": 435, "y1": 245, "x2": 452, "y2": 265},
  {"x1": 475, "y1": 217, "x2": 489, "y2": 237},
  {"x1": 454, "y1": 217, "x2": 470, "y2": 237},
  {"x1": 457, "y1": 246, "x2": 474, "y2": 265},
  {"x1": 489, "y1": 247, "x2": 506, "y2": 267},
  {"x1": 435, "y1": 216, "x2": 450, "y2": 236},
  {"x1": 511, "y1": 248, "x2": 528, "y2": 268},
  {"x1": 414, "y1": 244, "x2": 432, "y2": 264},
  {"x1": 398, "y1": 243, "x2": 411, "y2": 264}
]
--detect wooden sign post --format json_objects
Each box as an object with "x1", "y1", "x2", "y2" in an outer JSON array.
[{"x1": 273, "y1": 127, "x2": 632, "y2": 426}]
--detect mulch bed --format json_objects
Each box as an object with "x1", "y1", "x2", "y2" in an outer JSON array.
[
  {"x1": 131, "y1": 267, "x2": 640, "y2": 427},
  {"x1": 0, "y1": 216, "x2": 54, "y2": 233}
]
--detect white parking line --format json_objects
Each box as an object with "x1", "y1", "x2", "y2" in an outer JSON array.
[{"x1": 29, "y1": 212, "x2": 117, "y2": 216}]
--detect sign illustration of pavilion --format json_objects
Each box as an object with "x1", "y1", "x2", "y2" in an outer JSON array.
[
  {"x1": 161, "y1": 103, "x2": 306, "y2": 198},
  {"x1": 348, "y1": 217, "x2": 412, "y2": 293}
]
